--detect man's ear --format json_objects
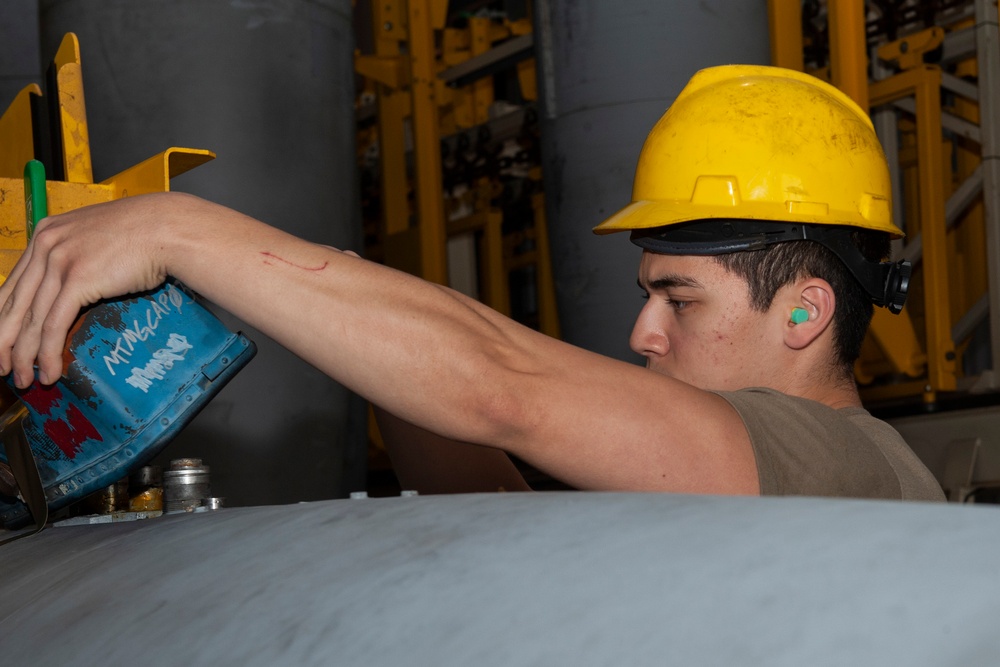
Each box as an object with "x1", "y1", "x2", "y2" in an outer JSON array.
[{"x1": 784, "y1": 279, "x2": 835, "y2": 350}]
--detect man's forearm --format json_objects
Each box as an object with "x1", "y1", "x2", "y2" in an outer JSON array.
[{"x1": 152, "y1": 194, "x2": 546, "y2": 447}]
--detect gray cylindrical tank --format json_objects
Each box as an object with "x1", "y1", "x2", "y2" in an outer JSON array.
[
  {"x1": 534, "y1": 1, "x2": 771, "y2": 361},
  {"x1": 39, "y1": 0, "x2": 366, "y2": 505},
  {"x1": 1, "y1": 493, "x2": 997, "y2": 665}
]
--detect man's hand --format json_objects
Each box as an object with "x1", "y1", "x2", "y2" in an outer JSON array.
[{"x1": 0, "y1": 193, "x2": 178, "y2": 388}]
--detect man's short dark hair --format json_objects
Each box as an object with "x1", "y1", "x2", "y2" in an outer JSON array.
[{"x1": 713, "y1": 231, "x2": 891, "y2": 374}]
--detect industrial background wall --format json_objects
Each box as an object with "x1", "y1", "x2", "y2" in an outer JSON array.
[{"x1": 0, "y1": 0, "x2": 368, "y2": 506}]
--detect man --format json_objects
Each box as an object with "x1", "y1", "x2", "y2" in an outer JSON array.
[{"x1": 0, "y1": 65, "x2": 943, "y2": 500}]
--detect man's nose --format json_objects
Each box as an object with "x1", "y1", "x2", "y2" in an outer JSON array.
[{"x1": 629, "y1": 302, "x2": 669, "y2": 359}]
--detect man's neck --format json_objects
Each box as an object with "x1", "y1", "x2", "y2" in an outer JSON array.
[{"x1": 792, "y1": 375, "x2": 864, "y2": 410}]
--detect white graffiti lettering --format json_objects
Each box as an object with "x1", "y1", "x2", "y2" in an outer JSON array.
[
  {"x1": 125, "y1": 334, "x2": 194, "y2": 393},
  {"x1": 102, "y1": 338, "x2": 134, "y2": 374},
  {"x1": 103, "y1": 284, "x2": 190, "y2": 376}
]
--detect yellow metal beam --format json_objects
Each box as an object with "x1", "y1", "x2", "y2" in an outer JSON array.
[
  {"x1": 441, "y1": 27, "x2": 473, "y2": 130},
  {"x1": 516, "y1": 58, "x2": 538, "y2": 101},
  {"x1": 375, "y1": 0, "x2": 408, "y2": 41},
  {"x1": 53, "y1": 33, "x2": 94, "y2": 184},
  {"x1": 41, "y1": 180, "x2": 114, "y2": 216},
  {"x1": 877, "y1": 27, "x2": 945, "y2": 70},
  {"x1": 469, "y1": 17, "x2": 494, "y2": 126},
  {"x1": 354, "y1": 54, "x2": 408, "y2": 89},
  {"x1": 407, "y1": 0, "x2": 448, "y2": 284},
  {"x1": 369, "y1": 0, "x2": 412, "y2": 239},
  {"x1": 480, "y1": 210, "x2": 509, "y2": 316},
  {"x1": 0, "y1": 177, "x2": 30, "y2": 267},
  {"x1": 0, "y1": 177, "x2": 114, "y2": 279},
  {"x1": 0, "y1": 84, "x2": 41, "y2": 178},
  {"x1": 444, "y1": 209, "x2": 509, "y2": 315},
  {"x1": 828, "y1": 0, "x2": 869, "y2": 109},
  {"x1": 871, "y1": 66, "x2": 957, "y2": 395},
  {"x1": 864, "y1": 308, "x2": 926, "y2": 378},
  {"x1": 377, "y1": 89, "x2": 411, "y2": 236},
  {"x1": 429, "y1": 0, "x2": 448, "y2": 30},
  {"x1": 3, "y1": 148, "x2": 211, "y2": 236},
  {"x1": 102, "y1": 148, "x2": 215, "y2": 198},
  {"x1": 767, "y1": 0, "x2": 804, "y2": 71}
]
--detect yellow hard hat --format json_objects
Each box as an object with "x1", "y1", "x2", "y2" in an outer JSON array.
[
  {"x1": 594, "y1": 64, "x2": 902, "y2": 237},
  {"x1": 595, "y1": 64, "x2": 911, "y2": 313}
]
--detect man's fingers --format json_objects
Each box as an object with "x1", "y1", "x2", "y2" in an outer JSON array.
[
  {"x1": 9, "y1": 267, "x2": 64, "y2": 388},
  {"x1": 0, "y1": 247, "x2": 45, "y2": 378},
  {"x1": 36, "y1": 291, "x2": 83, "y2": 385}
]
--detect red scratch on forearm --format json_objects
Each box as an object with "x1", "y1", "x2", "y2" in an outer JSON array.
[{"x1": 260, "y1": 251, "x2": 329, "y2": 271}]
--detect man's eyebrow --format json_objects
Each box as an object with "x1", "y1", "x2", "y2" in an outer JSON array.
[{"x1": 638, "y1": 274, "x2": 704, "y2": 291}]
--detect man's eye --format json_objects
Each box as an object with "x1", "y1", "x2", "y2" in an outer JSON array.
[
  {"x1": 669, "y1": 299, "x2": 691, "y2": 311},
  {"x1": 640, "y1": 291, "x2": 650, "y2": 300}
]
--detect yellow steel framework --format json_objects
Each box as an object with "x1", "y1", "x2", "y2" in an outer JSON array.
[
  {"x1": 407, "y1": 0, "x2": 450, "y2": 285},
  {"x1": 355, "y1": 0, "x2": 559, "y2": 331},
  {"x1": 867, "y1": 65, "x2": 957, "y2": 400},
  {"x1": 768, "y1": 0, "x2": 998, "y2": 405},
  {"x1": 355, "y1": 2, "x2": 560, "y2": 471},
  {"x1": 0, "y1": 34, "x2": 214, "y2": 283}
]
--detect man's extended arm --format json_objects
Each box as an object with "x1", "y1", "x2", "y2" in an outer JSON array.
[{"x1": 0, "y1": 193, "x2": 758, "y2": 494}]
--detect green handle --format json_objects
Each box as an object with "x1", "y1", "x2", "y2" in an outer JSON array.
[{"x1": 24, "y1": 159, "x2": 48, "y2": 239}]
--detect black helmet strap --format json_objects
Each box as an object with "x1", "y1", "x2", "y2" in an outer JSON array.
[{"x1": 629, "y1": 219, "x2": 910, "y2": 314}]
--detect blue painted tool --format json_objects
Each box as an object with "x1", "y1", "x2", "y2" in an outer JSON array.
[{"x1": 0, "y1": 162, "x2": 256, "y2": 528}]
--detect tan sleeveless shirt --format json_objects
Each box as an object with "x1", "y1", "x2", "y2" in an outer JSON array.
[{"x1": 717, "y1": 388, "x2": 944, "y2": 501}]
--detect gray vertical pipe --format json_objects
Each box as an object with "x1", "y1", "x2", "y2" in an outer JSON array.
[
  {"x1": 972, "y1": 0, "x2": 1000, "y2": 390},
  {"x1": 870, "y1": 47, "x2": 906, "y2": 254},
  {"x1": 534, "y1": 0, "x2": 771, "y2": 361},
  {"x1": 39, "y1": 0, "x2": 366, "y2": 505}
]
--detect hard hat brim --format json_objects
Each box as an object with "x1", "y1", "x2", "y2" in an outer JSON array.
[{"x1": 593, "y1": 199, "x2": 905, "y2": 238}]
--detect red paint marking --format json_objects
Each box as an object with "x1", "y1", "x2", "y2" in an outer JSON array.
[
  {"x1": 259, "y1": 251, "x2": 328, "y2": 272},
  {"x1": 42, "y1": 404, "x2": 103, "y2": 460},
  {"x1": 21, "y1": 383, "x2": 102, "y2": 460},
  {"x1": 21, "y1": 383, "x2": 62, "y2": 416}
]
